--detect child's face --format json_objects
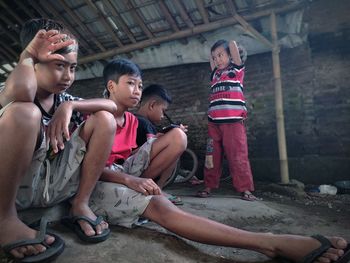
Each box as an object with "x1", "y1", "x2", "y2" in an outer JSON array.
[
  {"x1": 109, "y1": 74, "x2": 143, "y2": 108},
  {"x1": 35, "y1": 52, "x2": 77, "y2": 94},
  {"x1": 149, "y1": 101, "x2": 168, "y2": 124},
  {"x1": 211, "y1": 46, "x2": 230, "y2": 69}
]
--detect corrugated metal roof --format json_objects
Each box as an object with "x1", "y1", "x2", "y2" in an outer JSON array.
[{"x1": 0, "y1": 0, "x2": 307, "y2": 82}]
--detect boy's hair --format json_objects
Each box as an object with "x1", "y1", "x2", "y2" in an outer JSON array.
[
  {"x1": 211, "y1": 39, "x2": 230, "y2": 55},
  {"x1": 20, "y1": 18, "x2": 78, "y2": 54},
  {"x1": 140, "y1": 84, "x2": 172, "y2": 106},
  {"x1": 211, "y1": 39, "x2": 247, "y2": 63},
  {"x1": 103, "y1": 58, "x2": 142, "y2": 98}
]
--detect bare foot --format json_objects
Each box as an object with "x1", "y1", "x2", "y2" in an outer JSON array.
[
  {"x1": 0, "y1": 216, "x2": 55, "y2": 259},
  {"x1": 70, "y1": 200, "x2": 108, "y2": 237},
  {"x1": 261, "y1": 234, "x2": 347, "y2": 262}
]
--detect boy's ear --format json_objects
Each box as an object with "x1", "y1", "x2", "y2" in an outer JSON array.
[
  {"x1": 148, "y1": 100, "x2": 157, "y2": 110},
  {"x1": 107, "y1": 80, "x2": 115, "y2": 93}
]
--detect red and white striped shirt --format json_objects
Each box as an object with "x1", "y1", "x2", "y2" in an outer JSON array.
[{"x1": 208, "y1": 62, "x2": 247, "y2": 123}]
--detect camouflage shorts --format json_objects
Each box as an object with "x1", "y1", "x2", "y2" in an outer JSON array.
[{"x1": 90, "y1": 138, "x2": 156, "y2": 228}]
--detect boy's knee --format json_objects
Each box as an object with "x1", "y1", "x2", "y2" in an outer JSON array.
[
  {"x1": 6, "y1": 102, "x2": 41, "y2": 128},
  {"x1": 170, "y1": 128, "x2": 187, "y2": 150},
  {"x1": 90, "y1": 110, "x2": 116, "y2": 132}
]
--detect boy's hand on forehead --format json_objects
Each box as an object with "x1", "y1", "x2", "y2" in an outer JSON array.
[{"x1": 23, "y1": 29, "x2": 75, "y2": 63}]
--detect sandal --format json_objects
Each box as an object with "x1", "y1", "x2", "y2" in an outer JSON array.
[
  {"x1": 241, "y1": 191, "x2": 259, "y2": 201},
  {"x1": 61, "y1": 215, "x2": 110, "y2": 243},
  {"x1": 301, "y1": 235, "x2": 350, "y2": 263},
  {"x1": 2, "y1": 218, "x2": 65, "y2": 263},
  {"x1": 168, "y1": 195, "x2": 184, "y2": 205},
  {"x1": 196, "y1": 190, "x2": 211, "y2": 198}
]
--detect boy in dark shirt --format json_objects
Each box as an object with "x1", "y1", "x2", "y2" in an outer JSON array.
[{"x1": 135, "y1": 84, "x2": 188, "y2": 186}]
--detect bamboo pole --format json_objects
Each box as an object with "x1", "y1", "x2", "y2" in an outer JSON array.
[{"x1": 270, "y1": 12, "x2": 289, "y2": 184}]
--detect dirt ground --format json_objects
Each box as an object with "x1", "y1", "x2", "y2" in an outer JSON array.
[{"x1": 1, "y1": 180, "x2": 350, "y2": 263}]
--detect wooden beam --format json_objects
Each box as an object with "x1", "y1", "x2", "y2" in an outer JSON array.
[
  {"x1": 0, "y1": 49, "x2": 16, "y2": 63},
  {"x1": 27, "y1": 0, "x2": 50, "y2": 18},
  {"x1": 0, "y1": 24, "x2": 20, "y2": 46},
  {"x1": 59, "y1": 0, "x2": 106, "y2": 51},
  {"x1": 14, "y1": 0, "x2": 36, "y2": 18},
  {"x1": 158, "y1": 0, "x2": 180, "y2": 32},
  {"x1": 0, "y1": 42, "x2": 18, "y2": 59},
  {"x1": 270, "y1": 11, "x2": 289, "y2": 184},
  {"x1": 79, "y1": 2, "x2": 304, "y2": 64},
  {"x1": 0, "y1": 14, "x2": 20, "y2": 34},
  {"x1": 0, "y1": 0, "x2": 25, "y2": 25},
  {"x1": 37, "y1": 0, "x2": 94, "y2": 54},
  {"x1": 226, "y1": 0, "x2": 237, "y2": 14},
  {"x1": 122, "y1": 0, "x2": 154, "y2": 39},
  {"x1": 173, "y1": 0, "x2": 194, "y2": 28},
  {"x1": 195, "y1": 0, "x2": 209, "y2": 24},
  {"x1": 104, "y1": 0, "x2": 137, "y2": 43},
  {"x1": 0, "y1": 64, "x2": 11, "y2": 74},
  {"x1": 233, "y1": 13, "x2": 273, "y2": 48},
  {"x1": 84, "y1": 0, "x2": 123, "y2": 47}
]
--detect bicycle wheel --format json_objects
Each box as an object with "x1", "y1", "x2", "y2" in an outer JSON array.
[
  {"x1": 164, "y1": 148, "x2": 198, "y2": 187},
  {"x1": 163, "y1": 160, "x2": 179, "y2": 188}
]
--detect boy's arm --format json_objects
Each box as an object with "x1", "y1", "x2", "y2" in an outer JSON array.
[
  {"x1": 209, "y1": 54, "x2": 215, "y2": 71},
  {"x1": 1, "y1": 51, "x2": 37, "y2": 105},
  {"x1": 48, "y1": 98, "x2": 117, "y2": 153},
  {"x1": 61, "y1": 98, "x2": 118, "y2": 115},
  {"x1": 229, "y1": 40, "x2": 242, "y2": 65},
  {"x1": 100, "y1": 168, "x2": 161, "y2": 196},
  {"x1": 0, "y1": 30, "x2": 74, "y2": 106}
]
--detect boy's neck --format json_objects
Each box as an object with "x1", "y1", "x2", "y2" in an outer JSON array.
[
  {"x1": 36, "y1": 88, "x2": 55, "y2": 100},
  {"x1": 35, "y1": 92, "x2": 55, "y2": 115},
  {"x1": 135, "y1": 107, "x2": 149, "y2": 119},
  {"x1": 35, "y1": 89, "x2": 55, "y2": 108}
]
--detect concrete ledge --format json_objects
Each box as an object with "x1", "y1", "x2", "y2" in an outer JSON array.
[{"x1": 18, "y1": 202, "x2": 70, "y2": 224}]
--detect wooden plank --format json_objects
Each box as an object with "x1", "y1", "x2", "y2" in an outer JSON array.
[
  {"x1": 104, "y1": 0, "x2": 137, "y2": 43},
  {"x1": 84, "y1": 0, "x2": 123, "y2": 47},
  {"x1": 195, "y1": 0, "x2": 209, "y2": 24},
  {"x1": 0, "y1": 24, "x2": 19, "y2": 46},
  {"x1": 158, "y1": 0, "x2": 179, "y2": 32},
  {"x1": 27, "y1": 0, "x2": 50, "y2": 18},
  {"x1": 233, "y1": 13, "x2": 273, "y2": 48},
  {"x1": 0, "y1": 14, "x2": 20, "y2": 34},
  {"x1": 173, "y1": 0, "x2": 194, "y2": 28},
  {"x1": 0, "y1": 48, "x2": 16, "y2": 63},
  {"x1": 0, "y1": 42, "x2": 18, "y2": 59},
  {"x1": 123, "y1": 0, "x2": 154, "y2": 39},
  {"x1": 59, "y1": 0, "x2": 106, "y2": 51},
  {"x1": 0, "y1": 64, "x2": 10, "y2": 74},
  {"x1": 0, "y1": 0, "x2": 25, "y2": 25},
  {"x1": 13, "y1": 0, "x2": 36, "y2": 18}
]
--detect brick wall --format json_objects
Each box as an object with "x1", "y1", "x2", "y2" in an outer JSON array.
[{"x1": 70, "y1": 0, "x2": 350, "y2": 184}]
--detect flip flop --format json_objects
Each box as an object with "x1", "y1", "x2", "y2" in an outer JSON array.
[
  {"x1": 61, "y1": 215, "x2": 110, "y2": 243},
  {"x1": 196, "y1": 190, "x2": 211, "y2": 198},
  {"x1": 301, "y1": 235, "x2": 350, "y2": 263},
  {"x1": 338, "y1": 244, "x2": 350, "y2": 263},
  {"x1": 2, "y1": 217, "x2": 65, "y2": 263},
  {"x1": 168, "y1": 195, "x2": 184, "y2": 205},
  {"x1": 241, "y1": 192, "x2": 259, "y2": 201}
]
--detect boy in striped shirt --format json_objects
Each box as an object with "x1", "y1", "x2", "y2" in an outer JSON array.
[{"x1": 197, "y1": 39, "x2": 257, "y2": 201}]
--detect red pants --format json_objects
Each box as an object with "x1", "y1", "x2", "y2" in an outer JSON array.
[{"x1": 204, "y1": 121, "x2": 254, "y2": 192}]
